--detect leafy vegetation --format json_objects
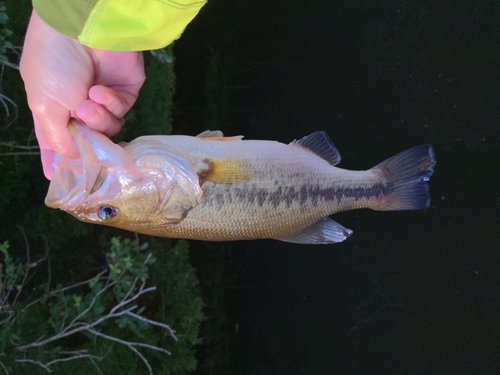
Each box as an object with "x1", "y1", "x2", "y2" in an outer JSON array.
[
  {"x1": 0, "y1": 1, "x2": 20, "y2": 128},
  {"x1": 0, "y1": 237, "x2": 203, "y2": 374},
  {"x1": 0, "y1": 2, "x2": 16, "y2": 66}
]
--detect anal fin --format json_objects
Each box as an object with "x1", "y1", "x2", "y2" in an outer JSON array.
[{"x1": 276, "y1": 217, "x2": 353, "y2": 244}]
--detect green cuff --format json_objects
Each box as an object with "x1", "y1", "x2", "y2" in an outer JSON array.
[{"x1": 33, "y1": 0, "x2": 96, "y2": 41}]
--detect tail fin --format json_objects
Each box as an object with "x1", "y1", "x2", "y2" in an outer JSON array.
[{"x1": 374, "y1": 145, "x2": 436, "y2": 211}]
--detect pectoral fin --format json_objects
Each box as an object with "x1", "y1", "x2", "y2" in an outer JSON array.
[
  {"x1": 200, "y1": 158, "x2": 252, "y2": 184},
  {"x1": 276, "y1": 218, "x2": 353, "y2": 244},
  {"x1": 156, "y1": 183, "x2": 198, "y2": 225},
  {"x1": 159, "y1": 199, "x2": 194, "y2": 225}
]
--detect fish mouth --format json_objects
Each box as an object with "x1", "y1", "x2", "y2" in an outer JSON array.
[
  {"x1": 45, "y1": 120, "x2": 132, "y2": 211},
  {"x1": 45, "y1": 158, "x2": 106, "y2": 211}
]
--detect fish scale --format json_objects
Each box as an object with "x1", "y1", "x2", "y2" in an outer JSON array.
[
  {"x1": 45, "y1": 120, "x2": 436, "y2": 244},
  {"x1": 167, "y1": 170, "x2": 387, "y2": 241}
]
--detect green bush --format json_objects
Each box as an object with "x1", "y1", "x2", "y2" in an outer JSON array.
[{"x1": 0, "y1": 237, "x2": 203, "y2": 375}]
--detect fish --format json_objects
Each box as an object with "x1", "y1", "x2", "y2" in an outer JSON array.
[{"x1": 45, "y1": 120, "x2": 436, "y2": 245}]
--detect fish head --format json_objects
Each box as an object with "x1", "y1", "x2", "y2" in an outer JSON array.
[{"x1": 45, "y1": 120, "x2": 202, "y2": 232}]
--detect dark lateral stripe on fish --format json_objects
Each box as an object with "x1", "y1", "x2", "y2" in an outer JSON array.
[{"x1": 202, "y1": 183, "x2": 391, "y2": 209}]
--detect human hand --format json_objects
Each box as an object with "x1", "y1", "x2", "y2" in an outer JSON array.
[{"x1": 20, "y1": 11, "x2": 146, "y2": 179}]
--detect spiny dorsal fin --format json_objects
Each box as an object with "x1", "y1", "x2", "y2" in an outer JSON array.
[
  {"x1": 290, "y1": 131, "x2": 341, "y2": 166},
  {"x1": 196, "y1": 130, "x2": 224, "y2": 138},
  {"x1": 196, "y1": 130, "x2": 244, "y2": 141}
]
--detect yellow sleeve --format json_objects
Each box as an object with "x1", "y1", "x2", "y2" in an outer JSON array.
[{"x1": 33, "y1": 0, "x2": 206, "y2": 51}]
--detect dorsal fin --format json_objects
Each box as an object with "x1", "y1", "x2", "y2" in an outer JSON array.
[
  {"x1": 196, "y1": 130, "x2": 224, "y2": 138},
  {"x1": 290, "y1": 131, "x2": 341, "y2": 166},
  {"x1": 196, "y1": 130, "x2": 244, "y2": 142}
]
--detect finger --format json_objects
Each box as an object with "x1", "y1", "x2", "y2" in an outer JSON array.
[
  {"x1": 34, "y1": 117, "x2": 56, "y2": 180},
  {"x1": 89, "y1": 85, "x2": 138, "y2": 119},
  {"x1": 75, "y1": 99, "x2": 124, "y2": 136},
  {"x1": 41, "y1": 148, "x2": 56, "y2": 180}
]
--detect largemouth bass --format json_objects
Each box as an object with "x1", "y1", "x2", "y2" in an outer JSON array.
[{"x1": 45, "y1": 120, "x2": 436, "y2": 244}]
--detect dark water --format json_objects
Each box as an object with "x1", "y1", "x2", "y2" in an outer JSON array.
[{"x1": 173, "y1": 1, "x2": 500, "y2": 374}]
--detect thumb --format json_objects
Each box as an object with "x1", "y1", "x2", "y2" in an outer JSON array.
[{"x1": 32, "y1": 100, "x2": 80, "y2": 160}]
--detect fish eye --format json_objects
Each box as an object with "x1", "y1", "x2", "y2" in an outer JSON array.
[{"x1": 97, "y1": 206, "x2": 118, "y2": 220}]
